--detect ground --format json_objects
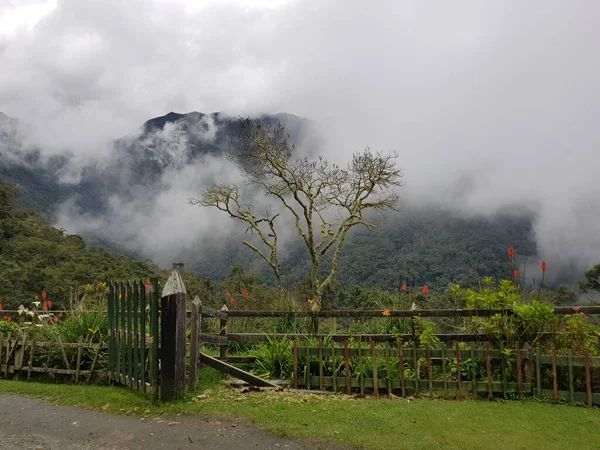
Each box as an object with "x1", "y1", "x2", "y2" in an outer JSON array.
[
  {"x1": 1, "y1": 376, "x2": 600, "y2": 450},
  {"x1": 0, "y1": 394, "x2": 343, "y2": 450}
]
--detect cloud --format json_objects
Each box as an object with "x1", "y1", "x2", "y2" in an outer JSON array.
[{"x1": 1, "y1": 0, "x2": 600, "y2": 275}]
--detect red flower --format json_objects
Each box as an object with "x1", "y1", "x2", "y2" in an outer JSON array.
[
  {"x1": 4, "y1": 316, "x2": 11, "y2": 323},
  {"x1": 541, "y1": 261, "x2": 547, "y2": 272},
  {"x1": 225, "y1": 292, "x2": 230, "y2": 298},
  {"x1": 47, "y1": 300, "x2": 53, "y2": 309},
  {"x1": 401, "y1": 282, "x2": 407, "y2": 292},
  {"x1": 423, "y1": 285, "x2": 429, "y2": 295},
  {"x1": 507, "y1": 247, "x2": 515, "y2": 260},
  {"x1": 230, "y1": 298, "x2": 235, "y2": 304},
  {"x1": 0, "y1": 304, "x2": 3, "y2": 312},
  {"x1": 144, "y1": 280, "x2": 150, "y2": 286},
  {"x1": 243, "y1": 289, "x2": 249, "y2": 298},
  {"x1": 42, "y1": 301, "x2": 48, "y2": 312},
  {"x1": 41, "y1": 290, "x2": 47, "y2": 300},
  {"x1": 513, "y1": 269, "x2": 519, "y2": 279}
]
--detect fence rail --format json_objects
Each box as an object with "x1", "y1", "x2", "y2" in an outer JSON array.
[{"x1": 0, "y1": 331, "x2": 106, "y2": 383}]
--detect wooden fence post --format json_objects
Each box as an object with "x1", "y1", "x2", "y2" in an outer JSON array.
[
  {"x1": 160, "y1": 269, "x2": 187, "y2": 401},
  {"x1": 220, "y1": 305, "x2": 229, "y2": 361},
  {"x1": 189, "y1": 295, "x2": 201, "y2": 391}
]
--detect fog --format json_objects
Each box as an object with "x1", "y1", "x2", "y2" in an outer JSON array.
[{"x1": 1, "y1": 0, "x2": 600, "y2": 276}]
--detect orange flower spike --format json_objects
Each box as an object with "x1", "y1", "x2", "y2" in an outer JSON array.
[
  {"x1": 224, "y1": 292, "x2": 230, "y2": 298},
  {"x1": 401, "y1": 282, "x2": 407, "y2": 292},
  {"x1": 230, "y1": 298, "x2": 235, "y2": 305},
  {"x1": 507, "y1": 247, "x2": 515, "y2": 260},
  {"x1": 541, "y1": 261, "x2": 547, "y2": 272},
  {"x1": 0, "y1": 304, "x2": 3, "y2": 312},
  {"x1": 41, "y1": 290, "x2": 47, "y2": 300},
  {"x1": 382, "y1": 309, "x2": 391, "y2": 317},
  {"x1": 513, "y1": 269, "x2": 519, "y2": 279},
  {"x1": 243, "y1": 289, "x2": 249, "y2": 298},
  {"x1": 47, "y1": 300, "x2": 53, "y2": 309},
  {"x1": 423, "y1": 285, "x2": 429, "y2": 295},
  {"x1": 42, "y1": 301, "x2": 48, "y2": 312}
]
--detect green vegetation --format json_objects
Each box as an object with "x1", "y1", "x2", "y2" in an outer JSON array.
[
  {"x1": 1, "y1": 375, "x2": 599, "y2": 450},
  {"x1": 0, "y1": 178, "x2": 209, "y2": 309}
]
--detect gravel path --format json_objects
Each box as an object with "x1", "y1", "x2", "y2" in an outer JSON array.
[{"x1": 0, "y1": 394, "x2": 345, "y2": 450}]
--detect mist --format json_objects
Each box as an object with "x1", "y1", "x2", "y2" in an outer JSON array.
[{"x1": 1, "y1": 0, "x2": 600, "y2": 278}]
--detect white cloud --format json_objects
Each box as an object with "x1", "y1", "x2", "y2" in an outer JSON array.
[{"x1": 1, "y1": 0, "x2": 600, "y2": 275}]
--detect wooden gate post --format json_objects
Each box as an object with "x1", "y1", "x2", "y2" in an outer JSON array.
[{"x1": 160, "y1": 268, "x2": 187, "y2": 401}]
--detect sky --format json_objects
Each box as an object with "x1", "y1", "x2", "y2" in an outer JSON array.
[{"x1": 1, "y1": 0, "x2": 600, "y2": 275}]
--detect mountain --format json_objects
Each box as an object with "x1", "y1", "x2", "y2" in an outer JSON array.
[{"x1": 0, "y1": 110, "x2": 555, "y2": 290}]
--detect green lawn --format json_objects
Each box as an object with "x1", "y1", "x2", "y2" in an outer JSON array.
[{"x1": 1, "y1": 371, "x2": 598, "y2": 450}]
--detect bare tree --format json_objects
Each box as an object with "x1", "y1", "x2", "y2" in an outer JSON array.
[{"x1": 190, "y1": 118, "x2": 403, "y2": 308}]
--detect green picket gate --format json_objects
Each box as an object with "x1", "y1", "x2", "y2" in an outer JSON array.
[{"x1": 107, "y1": 278, "x2": 160, "y2": 401}]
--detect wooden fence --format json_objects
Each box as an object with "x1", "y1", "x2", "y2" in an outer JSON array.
[
  {"x1": 292, "y1": 339, "x2": 600, "y2": 406},
  {"x1": 197, "y1": 304, "x2": 600, "y2": 362},
  {"x1": 0, "y1": 331, "x2": 106, "y2": 383}
]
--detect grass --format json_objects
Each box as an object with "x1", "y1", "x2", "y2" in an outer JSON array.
[{"x1": 1, "y1": 370, "x2": 599, "y2": 450}]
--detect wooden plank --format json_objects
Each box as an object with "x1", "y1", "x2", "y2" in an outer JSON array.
[
  {"x1": 485, "y1": 342, "x2": 492, "y2": 399},
  {"x1": 516, "y1": 342, "x2": 523, "y2": 399},
  {"x1": 398, "y1": 338, "x2": 405, "y2": 397},
  {"x1": 127, "y1": 282, "x2": 134, "y2": 389},
  {"x1": 199, "y1": 352, "x2": 278, "y2": 388},
  {"x1": 455, "y1": 343, "x2": 462, "y2": 393},
  {"x1": 359, "y1": 341, "x2": 365, "y2": 396},
  {"x1": 149, "y1": 278, "x2": 160, "y2": 402},
  {"x1": 199, "y1": 334, "x2": 227, "y2": 345},
  {"x1": 552, "y1": 347, "x2": 558, "y2": 403},
  {"x1": 441, "y1": 344, "x2": 447, "y2": 391},
  {"x1": 107, "y1": 282, "x2": 114, "y2": 381},
  {"x1": 318, "y1": 340, "x2": 324, "y2": 391},
  {"x1": 293, "y1": 340, "x2": 298, "y2": 389},
  {"x1": 471, "y1": 347, "x2": 477, "y2": 396},
  {"x1": 27, "y1": 338, "x2": 35, "y2": 380},
  {"x1": 225, "y1": 306, "x2": 600, "y2": 318},
  {"x1": 219, "y1": 306, "x2": 229, "y2": 360},
  {"x1": 75, "y1": 339, "x2": 83, "y2": 383},
  {"x1": 119, "y1": 283, "x2": 126, "y2": 384},
  {"x1": 386, "y1": 346, "x2": 392, "y2": 395},
  {"x1": 87, "y1": 339, "x2": 103, "y2": 385},
  {"x1": 427, "y1": 345, "x2": 433, "y2": 398},
  {"x1": 344, "y1": 340, "x2": 351, "y2": 395},
  {"x1": 139, "y1": 280, "x2": 147, "y2": 390},
  {"x1": 133, "y1": 282, "x2": 140, "y2": 391},
  {"x1": 413, "y1": 340, "x2": 418, "y2": 395},
  {"x1": 568, "y1": 350, "x2": 574, "y2": 405},
  {"x1": 584, "y1": 350, "x2": 592, "y2": 408},
  {"x1": 189, "y1": 296, "x2": 201, "y2": 391},
  {"x1": 56, "y1": 335, "x2": 70, "y2": 371},
  {"x1": 305, "y1": 344, "x2": 311, "y2": 390},
  {"x1": 536, "y1": 346, "x2": 541, "y2": 399},
  {"x1": 371, "y1": 341, "x2": 378, "y2": 397},
  {"x1": 331, "y1": 342, "x2": 337, "y2": 392},
  {"x1": 14, "y1": 333, "x2": 26, "y2": 381}
]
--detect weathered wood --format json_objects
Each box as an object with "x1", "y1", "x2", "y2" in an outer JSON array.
[
  {"x1": 386, "y1": 346, "x2": 392, "y2": 395},
  {"x1": 441, "y1": 343, "x2": 447, "y2": 391},
  {"x1": 56, "y1": 335, "x2": 70, "y2": 371},
  {"x1": 426, "y1": 345, "x2": 433, "y2": 398},
  {"x1": 371, "y1": 341, "x2": 378, "y2": 397},
  {"x1": 516, "y1": 342, "x2": 523, "y2": 399},
  {"x1": 568, "y1": 350, "x2": 574, "y2": 405},
  {"x1": 455, "y1": 343, "x2": 462, "y2": 393},
  {"x1": 199, "y1": 305, "x2": 228, "y2": 320},
  {"x1": 293, "y1": 340, "x2": 298, "y2": 389},
  {"x1": 485, "y1": 342, "x2": 492, "y2": 399},
  {"x1": 331, "y1": 342, "x2": 337, "y2": 392},
  {"x1": 189, "y1": 296, "x2": 201, "y2": 391},
  {"x1": 398, "y1": 338, "x2": 406, "y2": 397},
  {"x1": 199, "y1": 352, "x2": 278, "y2": 388},
  {"x1": 160, "y1": 270, "x2": 188, "y2": 401},
  {"x1": 132, "y1": 283, "x2": 140, "y2": 390},
  {"x1": 224, "y1": 306, "x2": 600, "y2": 318},
  {"x1": 305, "y1": 344, "x2": 311, "y2": 390},
  {"x1": 584, "y1": 350, "x2": 592, "y2": 408},
  {"x1": 471, "y1": 347, "x2": 477, "y2": 396},
  {"x1": 139, "y1": 280, "x2": 147, "y2": 390},
  {"x1": 27, "y1": 338, "x2": 35, "y2": 380},
  {"x1": 219, "y1": 305, "x2": 229, "y2": 360},
  {"x1": 344, "y1": 340, "x2": 351, "y2": 395},
  {"x1": 359, "y1": 341, "x2": 365, "y2": 396},
  {"x1": 413, "y1": 339, "x2": 419, "y2": 395},
  {"x1": 318, "y1": 340, "x2": 324, "y2": 391},
  {"x1": 75, "y1": 339, "x2": 83, "y2": 383},
  {"x1": 87, "y1": 339, "x2": 103, "y2": 384},
  {"x1": 552, "y1": 347, "x2": 558, "y2": 403},
  {"x1": 149, "y1": 278, "x2": 160, "y2": 402}
]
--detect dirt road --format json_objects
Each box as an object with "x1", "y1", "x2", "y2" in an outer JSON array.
[{"x1": 0, "y1": 394, "x2": 345, "y2": 450}]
